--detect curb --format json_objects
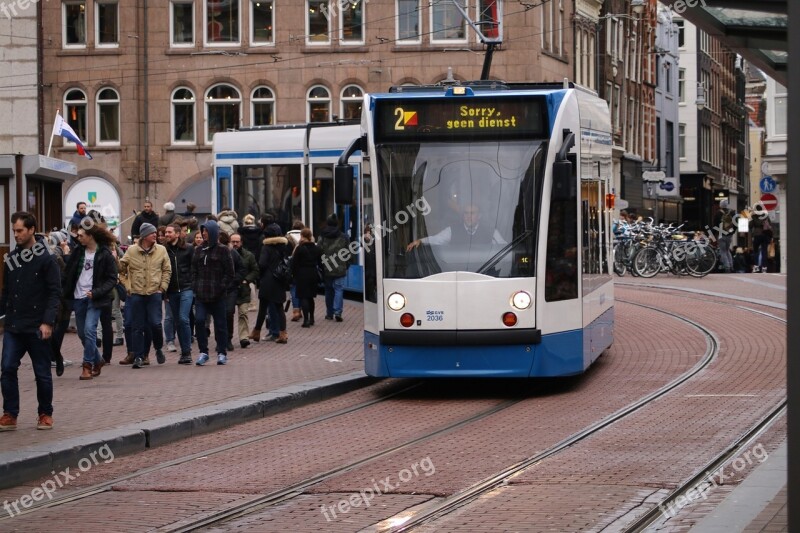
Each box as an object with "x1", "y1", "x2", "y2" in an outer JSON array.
[{"x1": 0, "y1": 371, "x2": 373, "y2": 490}]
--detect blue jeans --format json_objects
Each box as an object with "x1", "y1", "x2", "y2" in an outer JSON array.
[
  {"x1": 290, "y1": 284, "x2": 300, "y2": 309},
  {"x1": 195, "y1": 299, "x2": 228, "y2": 356},
  {"x1": 73, "y1": 298, "x2": 103, "y2": 365},
  {"x1": 267, "y1": 301, "x2": 286, "y2": 333},
  {"x1": 324, "y1": 276, "x2": 345, "y2": 317},
  {"x1": 127, "y1": 293, "x2": 164, "y2": 359},
  {"x1": 164, "y1": 300, "x2": 175, "y2": 343},
  {"x1": 167, "y1": 290, "x2": 194, "y2": 354},
  {"x1": 718, "y1": 234, "x2": 733, "y2": 271},
  {"x1": 2, "y1": 331, "x2": 54, "y2": 418}
]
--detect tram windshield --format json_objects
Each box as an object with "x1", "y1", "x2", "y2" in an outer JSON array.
[{"x1": 377, "y1": 141, "x2": 545, "y2": 279}]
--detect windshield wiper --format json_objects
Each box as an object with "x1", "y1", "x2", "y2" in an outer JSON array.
[{"x1": 476, "y1": 230, "x2": 532, "y2": 275}]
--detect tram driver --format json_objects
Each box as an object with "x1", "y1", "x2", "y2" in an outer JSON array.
[{"x1": 406, "y1": 204, "x2": 507, "y2": 252}]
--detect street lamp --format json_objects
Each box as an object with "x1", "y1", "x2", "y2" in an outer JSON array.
[{"x1": 696, "y1": 82, "x2": 707, "y2": 110}]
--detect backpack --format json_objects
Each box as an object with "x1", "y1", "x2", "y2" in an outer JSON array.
[
  {"x1": 272, "y1": 255, "x2": 292, "y2": 289},
  {"x1": 721, "y1": 209, "x2": 734, "y2": 232}
]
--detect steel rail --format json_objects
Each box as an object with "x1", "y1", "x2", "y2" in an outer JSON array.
[{"x1": 376, "y1": 298, "x2": 722, "y2": 532}]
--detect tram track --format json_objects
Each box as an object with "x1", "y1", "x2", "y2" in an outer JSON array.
[{"x1": 0, "y1": 380, "x2": 423, "y2": 521}]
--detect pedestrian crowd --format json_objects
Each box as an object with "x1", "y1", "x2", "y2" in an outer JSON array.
[{"x1": 1, "y1": 201, "x2": 352, "y2": 430}]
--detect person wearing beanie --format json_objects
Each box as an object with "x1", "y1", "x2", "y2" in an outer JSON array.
[
  {"x1": 159, "y1": 202, "x2": 177, "y2": 226},
  {"x1": 318, "y1": 212, "x2": 349, "y2": 322},
  {"x1": 118, "y1": 220, "x2": 172, "y2": 369},
  {"x1": 238, "y1": 213, "x2": 262, "y2": 258},
  {"x1": 191, "y1": 220, "x2": 234, "y2": 365}
]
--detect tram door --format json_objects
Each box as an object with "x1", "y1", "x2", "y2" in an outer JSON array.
[{"x1": 310, "y1": 165, "x2": 335, "y2": 234}]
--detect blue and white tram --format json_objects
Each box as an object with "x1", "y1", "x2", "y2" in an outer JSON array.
[
  {"x1": 212, "y1": 123, "x2": 364, "y2": 293},
  {"x1": 335, "y1": 81, "x2": 614, "y2": 377}
]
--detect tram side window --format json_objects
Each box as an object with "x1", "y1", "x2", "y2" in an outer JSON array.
[
  {"x1": 545, "y1": 155, "x2": 578, "y2": 301},
  {"x1": 233, "y1": 165, "x2": 301, "y2": 231}
]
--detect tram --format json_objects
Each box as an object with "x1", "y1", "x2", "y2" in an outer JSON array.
[
  {"x1": 212, "y1": 123, "x2": 364, "y2": 293},
  {"x1": 335, "y1": 81, "x2": 614, "y2": 377}
]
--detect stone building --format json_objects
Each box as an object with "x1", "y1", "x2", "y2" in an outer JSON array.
[{"x1": 40, "y1": 0, "x2": 572, "y2": 231}]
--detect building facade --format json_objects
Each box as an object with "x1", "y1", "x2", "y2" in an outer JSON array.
[{"x1": 41, "y1": 0, "x2": 572, "y2": 230}]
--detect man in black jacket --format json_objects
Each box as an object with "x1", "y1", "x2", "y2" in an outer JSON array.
[
  {"x1": 165, "y1": 223, "x2": 194, "y2": 364},
  {"x1": 1, "y1": 212, "x2": 61, "y2": 431},
  {"x1": 131, "y1": 201, "x2": 160, "y2": 239}
]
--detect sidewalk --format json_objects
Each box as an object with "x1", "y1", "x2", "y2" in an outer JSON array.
[{"x1": 0, "y1": 299, "x2": 369, "y2": 489}]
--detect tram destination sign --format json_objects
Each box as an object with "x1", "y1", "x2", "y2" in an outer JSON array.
[{"x1": 374, "y1": 97, "x2": 547, "y2": 142}]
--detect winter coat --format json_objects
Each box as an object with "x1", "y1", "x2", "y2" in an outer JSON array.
[
  {"x1": 166, "y1": 241, "x2": 194, "y2": 292},
  {"x1": 258, "y1": 236, "x2": 289, "y2": 303},
  {"x1": 0, "y1": 236, "x2": 62, "y2": 331},
  {"x1": 159, "y1": 211, "x2": 177, "y2": 227},
  {"x1": 69, "y1": 210, "x2": 83, "y2": 228},
  {"x1": 230, "y1": 247, "x2": 245, "y2": 293},
  {"x1": 292, "y1": 241, "x2": 323, "y2": 300},
  {"x1": 119, "y1": 242, "x2": 171, "y2": 296},
  {"x1": 217, "y1": 210, "x2": 240, "y2": 236},
  {"x1": 191, "y1": 220, "x2": 234, "y2": 303},
  {"x1": 131, "y1": 210, "x2": 160, "y2": 238},
  {"x1": 318, "y1": 226, "x2": 350, "y2": 279},
  {"x1": 63, "y1": 244, "x2": 119, "y2": 308},
  {"x1": 238, "y1": 224, "x2": 262, "y2": 257},
  {"x1": 236, "y1": 247, "x2": 259, "y2": 304}
]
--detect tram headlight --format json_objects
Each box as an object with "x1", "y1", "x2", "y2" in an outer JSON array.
[
  {"x1": 511, "y1": 291, "x2": 532, "y2": 310},
  {"x1": 387, "y1": 292, "x2": 406, "y2": 311}
]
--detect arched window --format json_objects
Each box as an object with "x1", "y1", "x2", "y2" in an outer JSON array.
[
  {"x1": 205, "y1": 84, "x2": 241, "y2": 143},
  {"x1": 171, "y1": 87, "x2": 195, "y2": 143},
  {"x1": 307, "y1": 85, "x2": 330, "y2": 122},
  {"x1": 340, "y1": 85, "x2": 363, "y2": 120},
  {"x1": 251, "y1": 86, "x2": 275, "y2": 126},
  {"x1": 63, "y1": 89, "x2": 88, "y2": 143},
  {"x1": 96, "y1": 88, "x2": 120, "y2": 144}
]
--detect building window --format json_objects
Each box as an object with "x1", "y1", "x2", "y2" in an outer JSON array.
[
  {"x1": 678, "y1": 68, "x2": 685, "y2": 103},
  {"x1": 206, "y1": 84, "x2": 241, "y2": 143},
  {"x1": 307, "y1": 86, "x2": 330, "y2": 122},
  {"x1": 340, "y1": 85, "x2": 363, "y2": 120},
  {"x1": 773, "y1": 82, "x2": 787, "y2": 136},
  {"x1": 96, "y1": 88, "x2": 120, "y2": 144},
  {"x1": 171, "y1": 1, "x2": 194, "y2": 46},
  {"x1": 64, "y1": 89, "x2": 88, "y2": 143},
  {"x1": 613, "y1": 85, "x2": 621, "y2": 133},
  {"x1": 63, "y1": 2, "x2": 86, "y2": 47},
  {"x1": 664, "y1": 63, "x2": 671, "y2": 93},
  {"x1": 679, "y1": 123, "x2": 685, "y2": 159},
  {"x1": 340, "y1": 0, "x2": 364, "y2": 44},
  {"x1": 665, "y1": 120, "x2": 674, "y2": 176},
  {"x1": 206, "y1": 0, "x2": 240, "y2": 45},
  {"x1": 675, "y1": 19, "x2": 684, "y2": 48},
  {"x1": 251, "y1": 86, "x2": 275, "y2": 126},
  {"x1": 172, "y1": 88, "x2": 195, "y2": 144},
  {"x1": 307, "y1": 1, "x2": 331, "y2": 44},
  {"x1": 542, "y1": 0, "x2": 562, "y2": 54},
  {"x1": 96, "y1": 2, "x2": 119, "y2": 46},
  {"x1": 397, "y1": 0, "x2": 420, "y2": 42},
  {"x1": 431, "y1": 0, "x2": 466, "y2": 43},
  {"x1": 251, "y1": 0, "x2": 274, "y2": 45}
]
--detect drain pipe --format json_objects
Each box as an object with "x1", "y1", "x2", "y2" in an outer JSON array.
[{"x1": 143, "y1": 0, "x2": 150, "y2": 198}]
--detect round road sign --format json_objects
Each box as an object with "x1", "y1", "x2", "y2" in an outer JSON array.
[{"x1": 760, "y1": 193, "x2": 778, "y2": 212}]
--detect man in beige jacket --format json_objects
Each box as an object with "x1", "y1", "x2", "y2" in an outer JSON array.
[{"x1": 118, "y1": 223, "x2": 172, "y2": 369}]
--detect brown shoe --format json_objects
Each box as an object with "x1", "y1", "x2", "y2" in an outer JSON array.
[
  {"x1": 91, "y1": 360, "x2": 104, "y2": 377},
  {"x1": 248, "y1": 328, "x2": 261, "y2": 342},
  {"x1": 142, "y1": 356, "x2": 150, "y2": 366},
  {"x1": 0, "y1": 413, "x2": 17, "y2": 431},
  {"x1": 276, "y1": 331, "x2": 288, "y2": 344},
  {"x1": 37, "y1": 414, "x2": 53, "y2": 430},
  {"x1": 290, "y1": 309, "x2": 302, "y2": 322},
  {"x1": 119, "y1": 352, "x2": 135, "y2": 365},
  {"x1": 79, "y1": 362, "x2": 93, "y2": 380}
]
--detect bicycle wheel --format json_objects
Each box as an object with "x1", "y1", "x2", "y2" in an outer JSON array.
[
  {"x1": 686, "y1": 243, "x2": 717, "y2": 277},
  {"x1": 633, "y1": 247, "x2": 661, "y2": 278}
]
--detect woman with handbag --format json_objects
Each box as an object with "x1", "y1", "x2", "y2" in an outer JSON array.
[{"x1": 291, "y1": 228, "x2": 323, "y2": 327}]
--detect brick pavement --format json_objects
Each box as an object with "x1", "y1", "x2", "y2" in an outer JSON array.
[{"x1": 0, "y1": 300, "x2": 366, "y2": 474}]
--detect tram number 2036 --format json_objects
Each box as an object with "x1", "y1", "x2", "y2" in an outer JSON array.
[{"x1": 426, "y1": 311, "x2": 444, "y2": 322}]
